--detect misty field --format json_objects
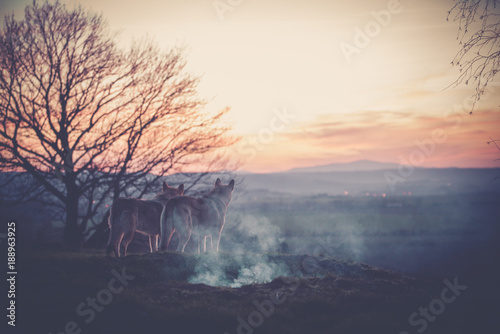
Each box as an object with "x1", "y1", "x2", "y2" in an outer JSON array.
[
  {"x1": 224, "y1": 191, "x2": 500, "y2": 276},
  {"x1": 8, "y1": 191, "x2": 500, "y2": 334}
]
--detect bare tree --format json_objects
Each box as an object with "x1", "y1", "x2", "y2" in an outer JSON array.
[
  {"x1": 447, "y1": 0, "x2": 500, "y2": 112},
  {"x1": 0, "y1": 1, "x2": 235, "y2": 248},
  {"x1": 487, "y1": 137, "x2": 500, "y2": 149}
]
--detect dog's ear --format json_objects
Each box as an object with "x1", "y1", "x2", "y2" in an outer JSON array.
[
  {"x1": 215, "y1": 178, "x2": 222, "y2": 187},
  {"x1": 228, "y1": 179, "x2": 235, "y2": 191},
  {"x1": 178, "y1": 184, "x2": 184, "y2": 195},
  {"x1": 162, "y1": 181, "x2": 168, "y2": 192}
]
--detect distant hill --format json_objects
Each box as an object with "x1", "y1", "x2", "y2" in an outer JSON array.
[
  {"x1": 285, "y1": 160, "x2": 403, "y2": 173},
  {"x1": 239, "y1": 167, "x2": 500, "y2": 196}
]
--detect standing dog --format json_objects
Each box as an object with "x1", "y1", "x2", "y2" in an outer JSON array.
[
  {"x1": 159, "y1": 178, "x2": 235, "y2": 253},
  {"x1": 106, "y1": 182, "x2": 184, "y2": 257}
]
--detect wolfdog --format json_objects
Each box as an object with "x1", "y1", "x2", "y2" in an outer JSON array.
[
  {"x1": 106, "y1": 182, "x2": 184, "y2": 257},
  {"x1": 159, "y1": 178, "x2": 235, "y2": 253}
]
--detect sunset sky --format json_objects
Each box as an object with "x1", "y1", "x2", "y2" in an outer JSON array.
[{"x1": 2, "y1": 0, "x2": 499, "y2": 173}]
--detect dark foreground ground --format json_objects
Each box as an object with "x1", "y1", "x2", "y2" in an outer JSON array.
[{"x1": 5, "y1": 249, "x2": 500, "y2": 334}]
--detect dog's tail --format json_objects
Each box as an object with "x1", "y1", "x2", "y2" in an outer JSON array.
[{"x1": 159, "y1": 199, "x2": 176, "y2": 251}]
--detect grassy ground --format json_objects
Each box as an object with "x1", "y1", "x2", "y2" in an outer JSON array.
[{"x1": 10, "y1": 249, "x2": 499, "y2": 334}]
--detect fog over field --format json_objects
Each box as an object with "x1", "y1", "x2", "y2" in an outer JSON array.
[
  {"x1": 4, "y1": 164, "x2": 499, "y2": 334},
  {"x1": 4, "y1": 162, "x2": 499, "y2": 286}
]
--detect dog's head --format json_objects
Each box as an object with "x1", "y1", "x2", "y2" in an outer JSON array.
[
  {"x1": 156, "y1": 181, "x2": 184, "y2": 202},
  {"x1": 212, "y1": 178, "x2": 235, "y2": 204}
]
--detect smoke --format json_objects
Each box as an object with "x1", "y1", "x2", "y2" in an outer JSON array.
[
  {"x1": 229, "y1": 261, "x2": 289, "y2": 288},
  {"x1": 186, "y1": 214, "x2": 289, "y2": 287},
  {"x1": 185, "y1": 210, "x2": 369, "y2": 287},
  {"x1": 188, "y1": 268, "x2": 228, "y2": 287},
  {"x1": 231, "y1": 263, "x2": 274, "y2": 287},
  {"x1": 221, "y1": 213, "x2": 284, "y2": 254},
  {"x1": 185, "y1": 205, "x2": 367, "y2": 287},
  {"x1": 235, "y1": 214, "x2": 283, "y2": 252},
  {"x1": 187, "y1": 253, "x2": 289, "y2": 288},
  {"x1": 333, "y1": 216, "x2": 367, "y2": 260}
]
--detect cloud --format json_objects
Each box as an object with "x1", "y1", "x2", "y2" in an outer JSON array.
[{"x1": 242, "y1": 108, "x2": 500, "y2": 171}]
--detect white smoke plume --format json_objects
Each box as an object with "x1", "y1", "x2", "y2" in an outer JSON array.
[{"x1": 188, "y1": 253, "x2": 289, "y2": 288}]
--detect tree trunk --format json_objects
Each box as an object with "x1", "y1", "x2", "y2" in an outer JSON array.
[{"x1": 63, "y1": 183, "x2": 82, "y2": 250}]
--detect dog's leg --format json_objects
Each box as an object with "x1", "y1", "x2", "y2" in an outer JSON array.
[
  {"x1": 122, "y1": 230, "x2": 135, "y2": 257},
  {"x1": 177, "y1": 220, "x2": 191, "y2": 253},
  {"x1": 216, "y1": 231, "x2": 222, "y2": 253},
  {"x1": 149, "y1": 235, "x2": 154, "y2": 253},
  {"x1": 115, "y1": 233, "x2": 124, "y2": 258},
  {"x1": 154, "y1": 235, "x2": 159, "y2": 252},
  {"x1": 165, "y1": 229, "x2": 175, "y2": 251},
  {"x1": 178, "y1": 229, "x2": 191, "y2": 252},
  {"x1": 120, "y1": 208, "x2": 137, "y2": 257}
]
